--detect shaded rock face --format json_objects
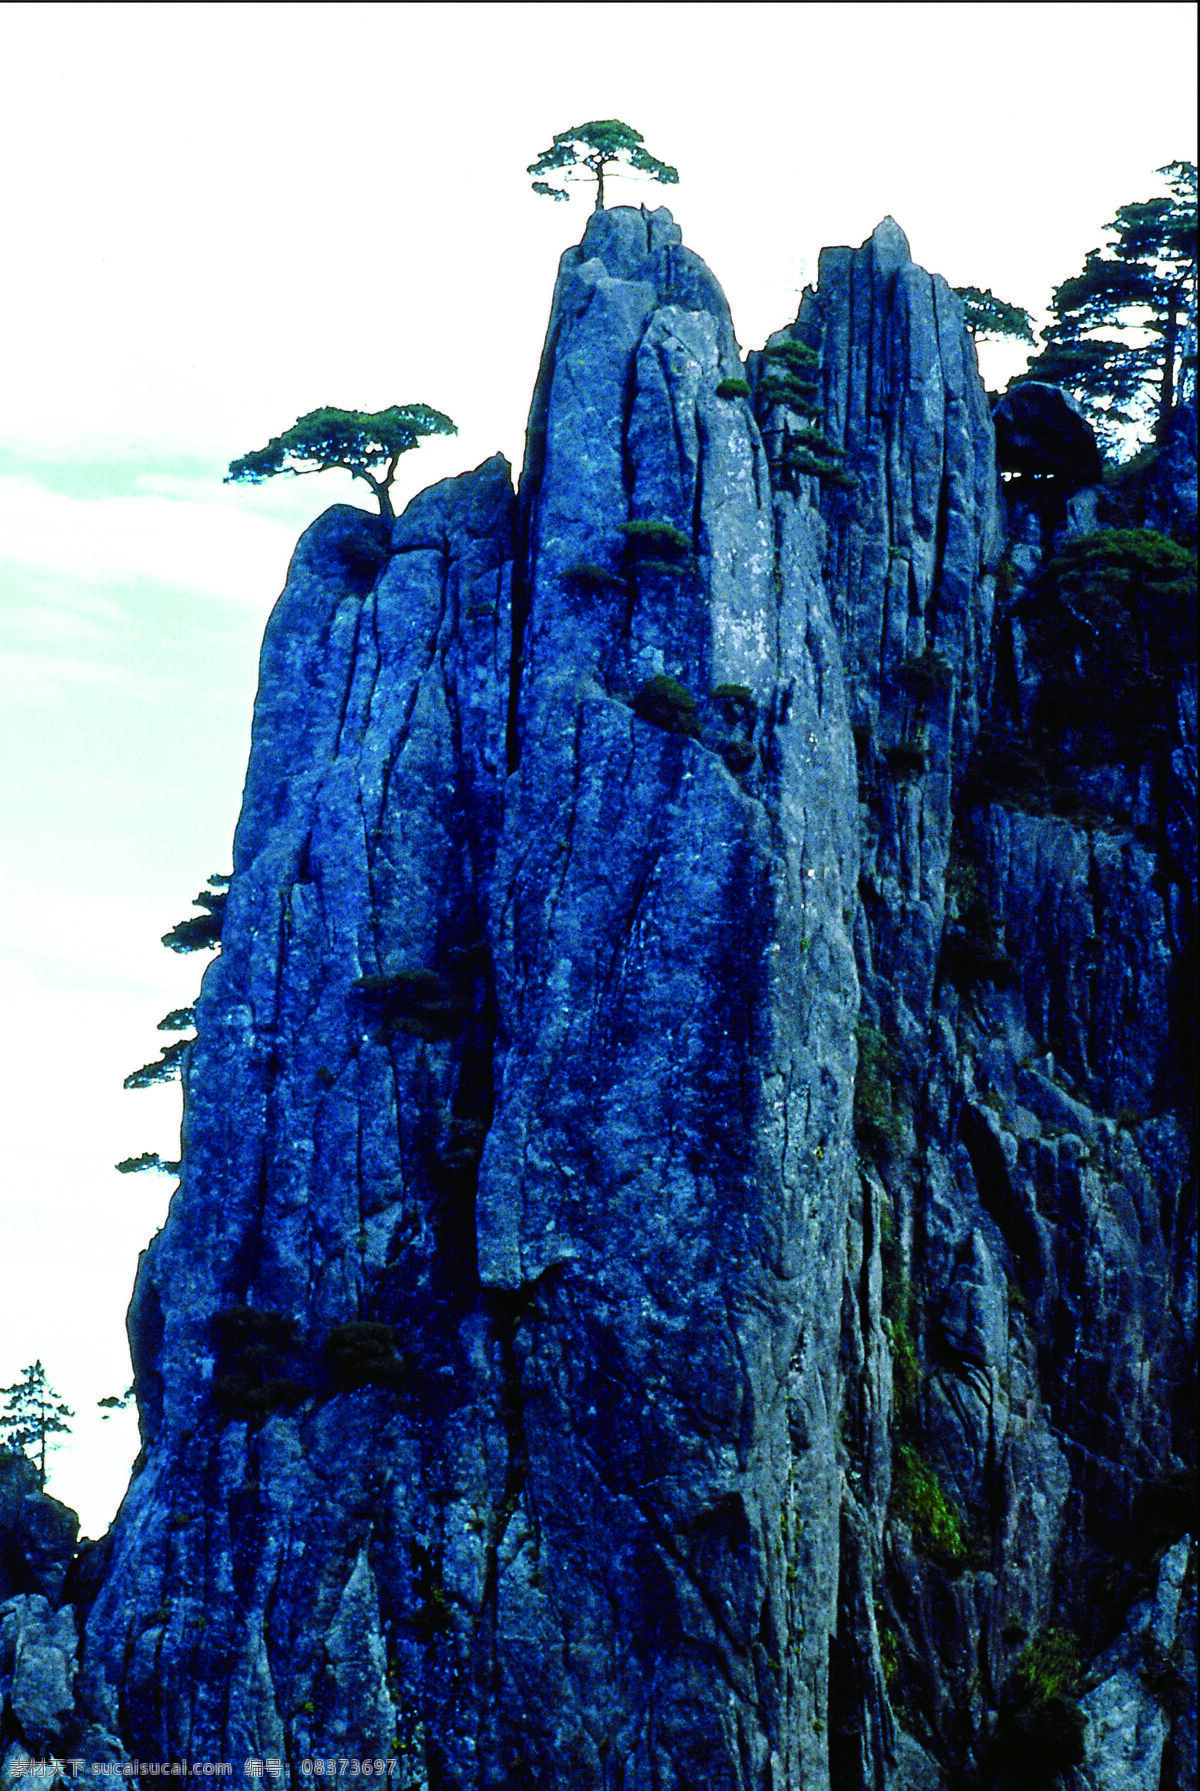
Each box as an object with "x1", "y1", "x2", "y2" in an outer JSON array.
[
  {"x1": 54, "y1": 209, "x2": 1194, "y2": 1790},
  {"x1": 0, "y1": 1451, "x2": 77, "y2": 1606},
  {"x1": 1146, "y1": 394, "x2": 1199, "y2": 545},
  {"x1": 790, "y1": 233, "x2": 1194, "y2": 1786},
  {"x1": 74, "y1": 207, "x2": 859, "y2": 1790},
  {"x1": 1065, "y1": 1538, "x2": 1195, "y2": 1791},
  {"x1": 0, "y1": 1452, "x2": 82, "y2": 1772}
]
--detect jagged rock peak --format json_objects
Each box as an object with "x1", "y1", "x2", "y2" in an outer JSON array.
[
  {"x1": 865, "y1": 214, "x2": 912, "y2": 269},
  {"x1": 815, "y1": 214, "x2": 913, "y2": 285},
  {"x1": 0, "y1": 1448, "x2": 78, "y2": 1605},
  {"x1": 513, "y1": 197, "x2": 763, "y2": 733},
  {"x1": 558, "y1": 201, "x2": 738, "y2": 321}
]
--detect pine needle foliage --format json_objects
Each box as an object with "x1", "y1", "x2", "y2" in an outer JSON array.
[
  {"x1": 953, "y1": 286, "x2": 1035, "y2": 344},
  {"x1": 757, "y1": 338, "x2": 853, "y2": 491},
  {"x1": 161, "y1": 877, "x2": 229, "y2": 954},
  {"x1": 563, "y1": 562, "x2": 628, "y2": 593},
  {"x1": 617, "y1": 519, "x2": 692, "y2": 560},
  {"x1": 157, "y1": 1007, "x2": 196, "y2": 1032},
  {"x1": 1028, "y1": 528, "x2": 1197, "y2": 742},
  {"x1": 631, "y1": 675, "x2": 701, "y2": 739},
  {"x1": 123, "y1": 1036, "x2": 191, "y2": 1091}
]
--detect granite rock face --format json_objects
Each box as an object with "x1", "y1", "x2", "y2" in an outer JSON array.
[
  {"x1": 74, "y1": 206, "x2": 863, "y2": 1790},
  {"x1": 16, "y1": 209, "x2": 1190, "y2": 1790},
  {"x1": 1146, "y1": 395, "x2": 1199, "y2": 544}
]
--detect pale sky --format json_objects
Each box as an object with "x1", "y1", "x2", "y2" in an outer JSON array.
[{"x1": 1, "y1": 0, "x2": 1196, "y2": 1537}]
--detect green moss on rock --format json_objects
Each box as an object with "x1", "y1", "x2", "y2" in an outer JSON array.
[
  {"x1": 563, "y1": 561, "x2": 628, "y2": 592},
  {"x1": 892, "y1": 1442, "x2": 973, "y2": 1571},
  {"x1": 854, "y1": 1022, "x2": 905, "y2": 1161}
]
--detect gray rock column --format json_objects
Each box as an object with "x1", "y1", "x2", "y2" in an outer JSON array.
[{"x1": 471, "y1": 204, "x2": 860, "y2": 1789}]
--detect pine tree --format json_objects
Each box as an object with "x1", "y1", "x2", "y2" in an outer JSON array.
[
  {"x1": 97, "y1": 1386, "x2": 134, "y2": 1420},
  {"x1": 953, "y1": 286, "x2": 1035, "y2": 345},
  {"x1": 120, "y1": 878, "x2": 227, "y2": 1146},
  {"x1": 161, "y1": 876, "x2": 229, "y2": 954},
  {"x1": 0, "y1": 1361, "x2": 73, "y2": 1489},
  {"x1": 755, "y1": 337, "x2": 854, "y2": 490},
  {"x1": 227, "y1": 406, "x2": 457, "y2": 521},
  {"x1": 528, "y1": 121, "x2": 678, "y2": 210},
  {"x1": 1020, "y1": 162, "x2": 1196, "y2": 450}
]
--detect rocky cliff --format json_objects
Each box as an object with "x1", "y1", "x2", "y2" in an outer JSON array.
[{"x1": 2, "y1": 207, "x2": 1194, "y2": 1791}]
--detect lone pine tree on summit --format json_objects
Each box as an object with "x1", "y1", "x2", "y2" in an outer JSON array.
[
  {"x1": 227, "y1": 404, "x2": 457, "y2": 520},
  {"x1": 528, "y1": 120, "x2": 678, "y2": 209}
]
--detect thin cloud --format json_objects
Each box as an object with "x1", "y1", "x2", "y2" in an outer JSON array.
[
  {"x1": 0, "y1": 646, "x2": 147, "y2": 705},
  {"x1": 0, "y1": 473, "x2": 297, "y2": 605}
]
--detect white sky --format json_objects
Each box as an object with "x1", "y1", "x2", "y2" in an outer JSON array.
[{"x1": 1, "y1": 0, "x2": 1196, "y2": 1537}]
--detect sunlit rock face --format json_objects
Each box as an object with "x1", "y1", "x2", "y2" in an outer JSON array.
[{"x1": 19, "y1": 210, "x2": 1188, "y2": 1791}]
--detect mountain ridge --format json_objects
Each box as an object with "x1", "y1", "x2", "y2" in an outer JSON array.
[{"x1": 1, "y1": 204, "x2": 1194, "y2": 1791}]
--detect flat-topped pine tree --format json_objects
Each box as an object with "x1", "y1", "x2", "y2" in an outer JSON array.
[
  {"x1": 226, "y1": 404, "x2": 457, "y2": 520},
  {"x1": 528, "y1": 120, "x2": 678, "y2": 210}
]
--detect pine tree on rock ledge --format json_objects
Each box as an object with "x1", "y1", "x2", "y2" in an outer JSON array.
[{"x1": 226, "y1": 404, "x2": 457, "y2": 520}]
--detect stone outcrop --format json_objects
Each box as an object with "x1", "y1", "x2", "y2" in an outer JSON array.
[
  {"x1": 0, "y1": 1452, "x2": 76, "y2": 1606},
  {"x1": 993, "y1": 383, "x2": 1104, "y2": 486},
  {"x1": 1066, "y1": 1538, "x2": 1196, "y2": 1791},
  {"x1": 8, "y1": 208, "x2": 1192, "y2": 1790},
  {"x1": 0, "y1": 1455, "x2": 83, "y2": 1779}
]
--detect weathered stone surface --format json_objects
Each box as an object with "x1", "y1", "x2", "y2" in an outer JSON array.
[
  {"x1": 0, "y1": 1595, "x2": 77, "y2": 1753},
  {"x1": 793, "y1": 217, "x2": 1002, "y2": 1037},
  {"x1": 766, "y1": 224, "x2": 1193, "y2": 1789},
  {"x1": 79, "y1": 457, "x2": 518, "y2": 1769},
  {"x1": 66, "y1": 206, "x2": 864, "y2": 1788},
  {"x1": 1066, "y1": 1539, "x2": 1195, "y2": 1791},
  {"x1": 477, "y1": 202, "x2": 859, "y2": 1788},
  {"x1": 993, "y1": 381, "x2": 1105, "y2": 484}
]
